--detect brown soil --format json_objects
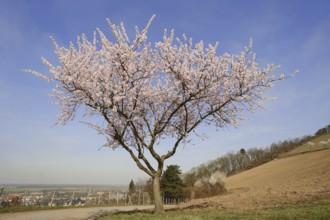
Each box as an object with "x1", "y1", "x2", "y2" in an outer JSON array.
[{"x1": 180, "y1": 149, "x2": 330, "y2": 210}]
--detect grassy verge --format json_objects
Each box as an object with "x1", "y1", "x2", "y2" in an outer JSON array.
[
  {"x1": 0, "y1": 206, "x2": 61, "y2": 213},
  {"x1": 0, "y1": 204, "x2": 107, "y2": 214},
  {"x1": 99, "y1": 201, "x2": 330, "y2": 220}
]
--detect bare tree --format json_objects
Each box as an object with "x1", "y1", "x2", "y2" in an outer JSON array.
[{"x1": 26, "y1": 15, "x2": 295, "y2": 213}]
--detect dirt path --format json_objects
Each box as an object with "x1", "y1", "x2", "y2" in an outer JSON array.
[
  {"x1": 0, "y1": 205, "x2": 176, "y2": 220},
  {"x1": 180, "y1": 149, "x2": 330, "y2": 210}
]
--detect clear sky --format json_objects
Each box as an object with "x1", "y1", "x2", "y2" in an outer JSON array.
[{"x1": 1, "y1": 0, "x2": 329, "y2": 185}]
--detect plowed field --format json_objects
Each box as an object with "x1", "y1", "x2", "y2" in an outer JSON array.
[{"x1": 181, "y1": 149, "x2": 330, "y2": 210}]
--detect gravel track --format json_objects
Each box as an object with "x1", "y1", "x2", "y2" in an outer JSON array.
[{"x1": 0, "y1": 205, "x2": 176, "y2": 220}]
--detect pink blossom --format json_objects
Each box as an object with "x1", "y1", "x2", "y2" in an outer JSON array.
[{"x1": 26, "y1": 15, "x2": 295, "y2": 185}]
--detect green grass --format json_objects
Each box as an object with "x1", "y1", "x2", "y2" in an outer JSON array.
[
  {"x1": 99, "y1": 201, "x2": 330, "y2": 220},
  {"x1": 0, "y1": 205, "x2": 63, "y2": 213}
]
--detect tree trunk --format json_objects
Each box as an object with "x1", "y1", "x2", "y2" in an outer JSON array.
[{"x1": 152, "y1": 175, "x2": 164, "y2": 213}]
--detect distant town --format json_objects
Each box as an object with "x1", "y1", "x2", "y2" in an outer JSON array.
[{"x1": 0, "y1": 184, "x2": 152, "y2": 208}]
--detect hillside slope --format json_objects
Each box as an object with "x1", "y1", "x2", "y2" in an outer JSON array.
[
  {"x1": 281, "y1": 134, "x2": 330, "y2": 157},
  {"x1": 181, "y1": 149, "x2": 330, "y2": 210}
]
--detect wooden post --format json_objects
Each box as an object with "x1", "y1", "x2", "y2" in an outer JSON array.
[
  {"x1": 87, "y1": 188, "x2": 91, "y2": 205},
  {"x1": 50, "y1": 190, "x2": 55, "y2": 206},
  {"x1": 138, "y1": 190, "x2": 141, "y2": 205},
  {"x1": 98, "y1": 190, "x2": 101, "y2": 205},
  {"x1": 108, "y1": 190, "x2": 111, "y2": 205},
  {"x1": 69, "y1": 188, "x2": 75, "y2": 206}
]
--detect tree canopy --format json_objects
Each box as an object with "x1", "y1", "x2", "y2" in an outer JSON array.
[
  {"x1": 129, "y1": 179, "x2": 135, "y2": 194},
  {"x1": 161, "y1": 165, "x2": 185, "y2": 199},
  {"x1": 27, "y1": 15, "x2": 295, "y2": 212}
]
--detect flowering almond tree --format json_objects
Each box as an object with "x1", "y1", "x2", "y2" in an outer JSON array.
[{"x1": 27, "y1": 15, "x2": 295, "y2": 213}]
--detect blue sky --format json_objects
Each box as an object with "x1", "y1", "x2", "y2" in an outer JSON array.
[{"x1": 1, "y1": 0, "x2": 329, "y2": 185}]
